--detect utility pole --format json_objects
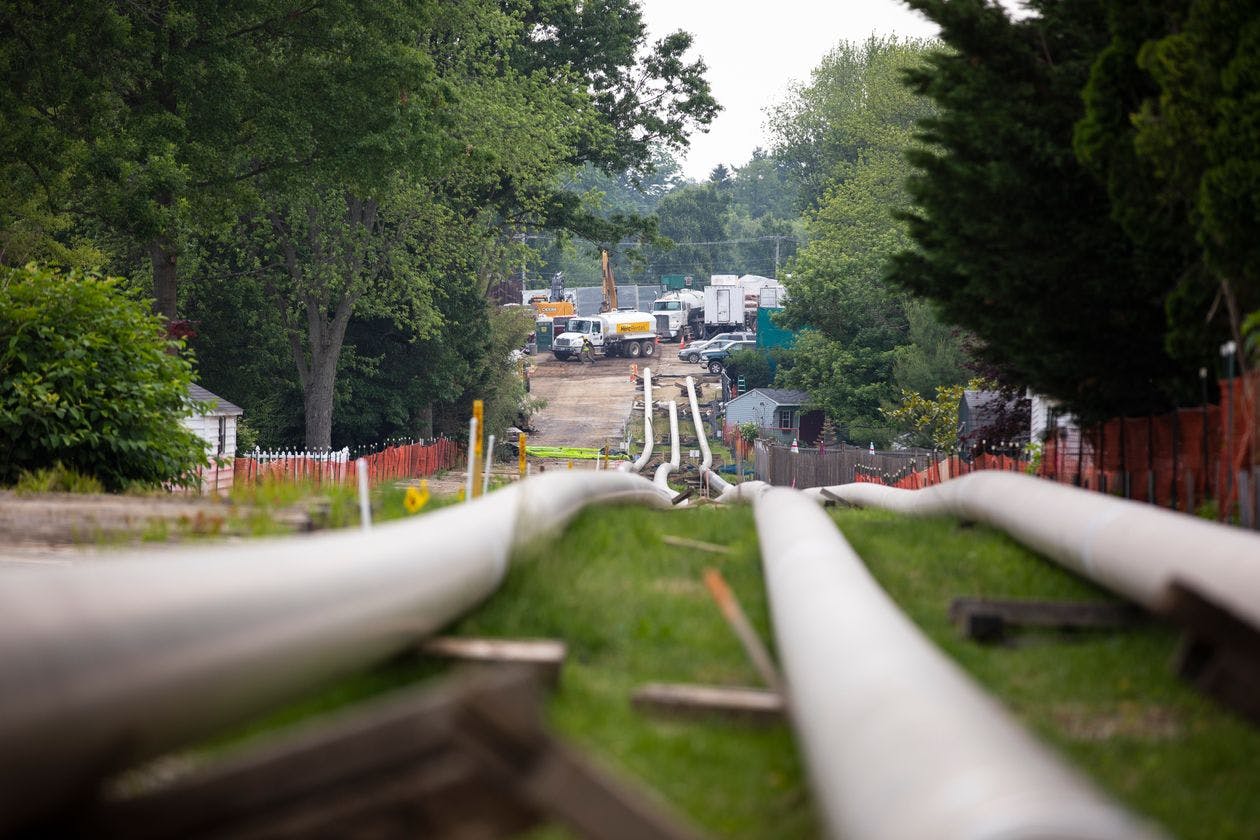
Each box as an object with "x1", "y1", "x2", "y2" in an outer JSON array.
[{"x1": 774, "y1": 236, "x2": 781, "y2": 279}]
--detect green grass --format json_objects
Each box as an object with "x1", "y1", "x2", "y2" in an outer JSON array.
[
  {"x1": 184, "y1": 498, "x2": 1259, "y2": 839},
  {"x1": 453, "y1": 504, "x2": 816, "y2": 839}
]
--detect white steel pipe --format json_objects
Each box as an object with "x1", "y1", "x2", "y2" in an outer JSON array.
[
  {"x1": 653, "y1": 400, "x2": 681, "y2": 489},
  {"x1": 753, "y1": 488, "x2": 1164, "y2": 840},
  {"x1": 483, "y1": 433, "x2": 496, "y2": 493},
  {"x1": 685, "y1": 376, "x2": 712, "y2": 474},
  {"x1": 0, "y1": 471, "x2": 672, "y2": 833},
  {"x1": 630, "y1": 367, "x2": 655, "y2": 473},
  {"x1": 814, "y1": 471, "x2": 1260, "y2": 631},
  {"x1": 464, "y1": 415, "x2": 478, "y2": 501}
]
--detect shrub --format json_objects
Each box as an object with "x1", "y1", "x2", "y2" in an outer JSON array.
[{"x1": 0, "y1": 264, "x2": 208, "y2": 490}]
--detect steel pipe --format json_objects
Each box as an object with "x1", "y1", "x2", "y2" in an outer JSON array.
[
  {"x1": 812, "y1": 471, "x2": 1260, "y2": 631},
  {"x1": 753, "y1": 488, "x2": 1163, "y2": 840},
  {"x1": 653, "y1": 400, "x2": 681, "y2": 490},
  {"x1": 629, "y1": 367, "x2": 654, "y2": 473},
  {"x1": 0, "y1": 471, "x2": 672, "y2": 833},
  {"x1": 684, "y1": 377, "x2": 712, "y2": 474}
]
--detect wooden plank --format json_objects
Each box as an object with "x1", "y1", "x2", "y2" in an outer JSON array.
[
  {"x1": 660, "y1": 534, "x2": 734, "y2": 555},
  {"x1": 950, "y1": 596, "x2": 1141, "y2": 642},
  {"x1": 419, "y1": 636, "x2": 566, "y2": 687},
  {"x1": 1166, "y1": 580, "x2": 1260, "y2": 725},
  {"x1": 90, "y1": 669, "x2": 707, "y2": 840},
  {"x1": 631, "y1": 683, "x2": 784, "y2": 723}
]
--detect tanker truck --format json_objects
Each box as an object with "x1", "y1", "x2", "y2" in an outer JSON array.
[
  {"x1": 552, "y1": 310, "x2": 659, "y2": 361},
  {"x1": 650, "y1": 289, "x2": 705, "y2": 341}
]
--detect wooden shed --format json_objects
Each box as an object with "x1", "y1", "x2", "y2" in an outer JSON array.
[{"x1": 184, "y1": 383, "x2": 244, "y2": 495}]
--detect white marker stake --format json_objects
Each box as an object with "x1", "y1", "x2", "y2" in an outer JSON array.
[
  {"x1": 465, "y1": 416, "x2": 478, "y2": 503},
  {"x1": 356, "y1": 458, "x2": 371, "y2": 531},
  {"x1": 483, "y1": 434, "x2": 495, "y2": 495}
]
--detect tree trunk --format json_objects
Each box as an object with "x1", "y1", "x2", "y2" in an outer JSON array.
[
  {"x1": 303, "y1": 348, "x2": 338, "y2": 451},
  {"x1": 150, "y1": 237, "x2": 179, "y2": 320}
]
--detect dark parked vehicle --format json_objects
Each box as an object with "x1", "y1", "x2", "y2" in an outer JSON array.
[
  {"x1": 677, "y1": 331, "x2": 755, "y2": 363},
  {"x1": 699, "y1": 339, "x2": 757, "y2": 374}
]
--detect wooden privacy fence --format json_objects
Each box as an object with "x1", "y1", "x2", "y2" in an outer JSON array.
[
  {"x1": 753, "y1": 441, "x2": 942, "y2": 488},
  {"x1": 234, "y1": 438, "x2": 462, "y2": 488}
]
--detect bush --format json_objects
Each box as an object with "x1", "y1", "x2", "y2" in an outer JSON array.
[
  {"x1": 724, "y1": 349, "x2": 773, "y2": 388},
  {"x1": 0, "y1": 264, "x2": 208, "y2": 490}
]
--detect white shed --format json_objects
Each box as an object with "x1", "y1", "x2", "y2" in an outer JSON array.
[{"x1": 184, "y1": 383, "x2": 244, "y2": 495}]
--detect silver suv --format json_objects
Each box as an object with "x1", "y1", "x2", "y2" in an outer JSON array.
[{"x1": 677, "y1": 331, "x2": 755, "y2": 363}]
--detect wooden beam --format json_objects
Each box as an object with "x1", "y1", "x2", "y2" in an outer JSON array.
[
  {"x1": 631, "y1": 683, "x2": 784, "y2": 723},
  {"x1": 659, "y1": 535, "x2": 734, "y2": 555},
  {"x1": 419, "y1": 636, "x2": 566, "y2": 687},
  {"x1": 89, "y1": 669, "x2": 707, "y2": 840},
  {"x1": 949, "y1": 596, "x2": 1141, "y2": 643},
  {"x1": 1166, "y1": 580, "x2": 1260, "y2": 725}
]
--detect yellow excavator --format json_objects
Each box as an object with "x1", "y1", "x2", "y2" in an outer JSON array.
[{"x1": 600, "y1": 249, "x2": 618, "y2": 312}]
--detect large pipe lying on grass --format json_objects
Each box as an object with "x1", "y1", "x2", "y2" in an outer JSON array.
[
  {"x1": 685, "y1": 376, "x2": 712, "y2": 474},
  {"x1": 629, "y1": 367, "x2": 654, "y2": 473},
  {"x1": 653, "y1": 400, "x2": 681, "y2": 490},
  {"x1": 753, "y1": 487, "x2": 1164, "y2": 840},
  {"x1": 0, "y1": 471, "x2": 673, "y2": 834},
  {"x1": 810, "y1": 471, "x2": 1260, "y2": 631}
]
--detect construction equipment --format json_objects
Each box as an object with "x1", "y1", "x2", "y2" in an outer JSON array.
[{"x1": 600, "y1": 249, "x2": 618, "y2": 312}]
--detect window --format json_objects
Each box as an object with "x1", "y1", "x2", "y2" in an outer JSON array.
[
  {"x1": 777, "y1": 408, "x2": 798, "y2": 430},
  {"x1": 217, "y1": 416, "x2": 227, "y2": 455}
]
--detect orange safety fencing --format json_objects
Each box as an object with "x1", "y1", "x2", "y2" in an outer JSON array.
[
  {"x1": 853, "y1": 374, "x2": 1259, "y2": 524},
  {"x1": 233, "y1": 438, "x2": 462, "y2": 488}
]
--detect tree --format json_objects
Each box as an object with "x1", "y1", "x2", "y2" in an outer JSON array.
[
  {"x1": 891, "y1": 0, "x2": 1194, "y2": 422},
  {"x1": 0, "y1": 265, "x2": 206, "y2": 489},
  {"x1": 1128, "y1": 0, "x2": 1260, "y2": 361},
  {"x1": 1074, "y1": 1, "x2": 1219, "y2": 372},
  {"x1": 1, "y1": 0, "x2": 451, "y2": 318},
  {"x1": 768, "y1": 36, "x2": 936, "y2": 211}
]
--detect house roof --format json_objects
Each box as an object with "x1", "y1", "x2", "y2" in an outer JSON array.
[
  {"x1": 189, "y1": 383, "x2": 244, "y2": 416},
  {"x1": 728, "y1": 387, "x2": 811, "y2": 408}
]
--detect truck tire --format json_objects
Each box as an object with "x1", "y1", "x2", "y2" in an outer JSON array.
[
  {"x1": 626, "y1": 340, "x2": 643, "y2": 358},
  {"x1": 641, "y1": 340, "x2": 656, "y2": 357},
  {"x1": 708, "y1": 360, "x2": 723, "y2": 374},
  {"x1": 553, "y1": 351, "x2": 570, "y2": 361}
]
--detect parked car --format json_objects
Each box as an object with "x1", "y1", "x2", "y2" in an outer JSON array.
[
  {"x1": 678, "y1": 331, "x2": 754, "y2": 363},
  {"x1": 699, "y1": 339, "x2": 758, "y2": 374}
]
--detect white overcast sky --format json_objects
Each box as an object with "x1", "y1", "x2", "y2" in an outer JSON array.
[{"x1": 637, "y1": 1, "x2": 941, "y2": 180}]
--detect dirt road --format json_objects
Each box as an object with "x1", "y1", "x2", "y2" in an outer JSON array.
[{"x1": 525, "y1": 345, "x2": 720, "y2": 451}]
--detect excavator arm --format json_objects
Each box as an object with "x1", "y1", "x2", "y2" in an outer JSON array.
[{"x1": 600, "y1": 249, "x2": 618, "y2": 312}]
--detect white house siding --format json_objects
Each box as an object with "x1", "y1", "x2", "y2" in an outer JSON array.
[{"x1": 183, "y1": 385, "x2": 243, "y2": 496}]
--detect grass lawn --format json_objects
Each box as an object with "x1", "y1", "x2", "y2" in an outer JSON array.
[{"x1": 201, "y1": 495, "x2": 1260, "y2": 839}]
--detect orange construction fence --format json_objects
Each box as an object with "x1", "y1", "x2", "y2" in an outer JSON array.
[
  {"x1": 859, "y1": 374, "x2": 1259, "y2": 523},
  {"x1": 234, "y1": 438, "x2": 462, "y2": 489}
]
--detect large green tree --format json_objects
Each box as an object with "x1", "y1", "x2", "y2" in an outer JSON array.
[
  {"x1": 1, "y1": 0, "x2": 448, "y2": 319},
  {"x1": 891, "y1": 0, "x2": 1193, "y2": 422},
  {"x1": 770, "y1": 36, "x2": 958, "y2": 445}
]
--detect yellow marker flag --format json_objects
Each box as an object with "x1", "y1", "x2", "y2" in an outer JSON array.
[
  {"x1": 405, "y1": 480, "x2": 430, "y2": 514},
  {"x1": 518, "y1": 432, "x2": 527, "y2": 478},
  {"x1": 472, "y1": 399, "x2": 484, "y2": 498}
]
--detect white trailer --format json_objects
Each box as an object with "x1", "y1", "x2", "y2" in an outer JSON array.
[{"x1": 552, "y1": 311, "x2": 659, "y2": 360}]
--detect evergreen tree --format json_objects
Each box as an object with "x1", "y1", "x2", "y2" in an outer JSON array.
[{"x1": 891, "y1": 0, "x2": 1193, "y2": 422}]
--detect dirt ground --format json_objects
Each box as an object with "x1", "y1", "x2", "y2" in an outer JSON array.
[
  {"x1": 0, "y1": 342, "x2": 723, "y2": 565},
  {"x1": 525, "y1": 342, "x2": 723, "y2": 452}
]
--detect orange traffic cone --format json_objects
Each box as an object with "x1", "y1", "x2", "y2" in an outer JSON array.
[
  {"x1": 680, "y1": 334, "x2": 686, "y2": 350},
  {"x1": 791, "y1": 437, "x2": 799, "y2": 453}
]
